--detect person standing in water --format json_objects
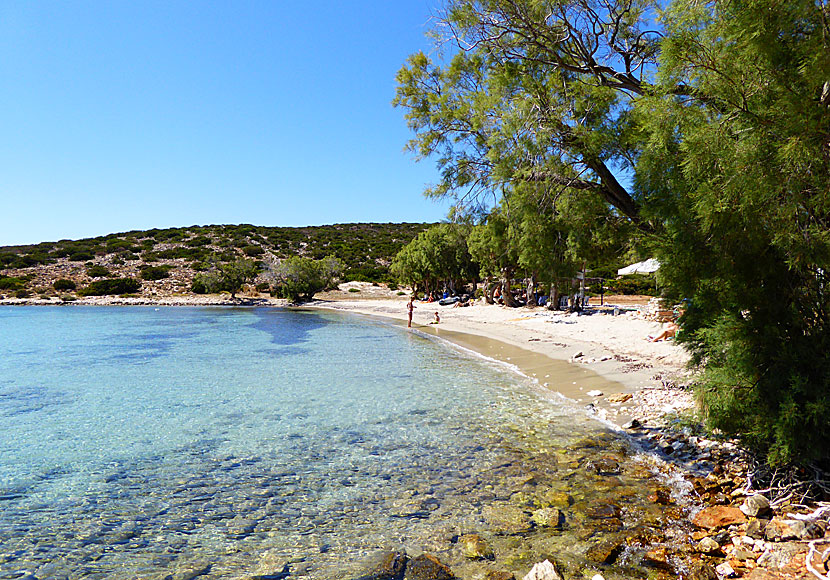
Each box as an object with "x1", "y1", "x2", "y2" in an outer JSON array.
[{"x1": 407, "y1": 296, "x2": 416, "y2": 328}]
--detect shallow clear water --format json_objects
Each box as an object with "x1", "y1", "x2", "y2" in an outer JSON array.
[{"x1": 0, "y1": 307, "x2": 685, "y2": 580}]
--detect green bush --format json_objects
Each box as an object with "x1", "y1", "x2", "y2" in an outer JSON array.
[
  {"x1": 15, "y1": 289, "x2": 30, "y2": 298},
  {"x1": 53, "y1": 279, "x2": 77, "y2": 291},
  {"x1": 86, "y1": 264, "x2": 111, "y2": 278},
  {"x1": 140, "y1": 265, "x2": 171, "y2": 281},
  {"x1": 60, "y1": 294, "x2": 76, "y2": 302},
  {"x1": 78, "y1": 278, "x2": 141, "y2": 296},
  {"x1": 242, "y1": 245, "x2": 265, "y2": 257},
  {"x1": 348, "y1": 287, "x2": 360, "y2": 293},
  {"x1": 69, "y1": 251, "x2": 95, "y2": 262},
  {"x1": 255, "y1": 282, "x2": 270, "y2": 292},
  {"x1": 0, "y1": 276, "x2": 26, "y2": 291}
]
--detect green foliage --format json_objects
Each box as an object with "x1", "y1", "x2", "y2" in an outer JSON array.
[
  {"x1": 78, "y1": 278, "x2": 141, "y2": 296},
  {"x1": 15, "y1": 289, "x2": 30, "y2": 298},
  {"x1": 391, "y1": 223, "x2": 476, "y2": 295},
  {"x1": 140, "y1": 265, "x2": 172, "y2": 281},
  {"x1": 86, "y1": 264, "x2": 111, "y2": 278},
  {"x1": 605, "y1": 276, "x2": 657, "y2": 296},
  {"x1": 242, "y1": 244, "x2": 264, "y2": 257},
  {"x1": 395, "y1": 0, "x2": 830, "y2": 463},
  {"x1": 191, "y1": 259, "x2": 259, "y2": 298},
  {"x1": 266, "y1": 255, "x2": 344, "y2": 303},
  {"x1": 0, "y1": 275, "x2": 26, "y2": 291},
  {"x1": 348, "y1": 287, "x2": 360, "y2": 293},
  {"x1": 53, "y1": 279, "x2": 77, "y2": 291}
]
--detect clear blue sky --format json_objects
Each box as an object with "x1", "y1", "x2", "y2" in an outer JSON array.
[{"x1": 0, "y1": 1, "x2": 451, "y2": 246}]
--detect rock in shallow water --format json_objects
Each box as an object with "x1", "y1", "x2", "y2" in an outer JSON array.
[
  {"x1": 522, "y1": 559, "x2": 563, "y2": 580},
  {"x1": 404, "y1": 554, "x2": 454, "y2": 580},
  {"x1": 458, "y1": 534, "x2": 494, "y2": 560},
  {"x1": 357, "y1": 550, "x2": 407, "y2": 580}
]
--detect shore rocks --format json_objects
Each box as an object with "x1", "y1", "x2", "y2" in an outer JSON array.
[
  {"x1": 691, "y1": 506, "x2": 747, "y2": 530},
  {"x1": 739, "y1": 494, "x2": 771, "y2": 518},
  {"x1": 585, "y1": 538, "x2": 624, "y2": 564}
]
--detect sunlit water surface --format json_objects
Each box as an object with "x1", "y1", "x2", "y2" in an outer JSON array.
[{"x1": 0, "y1": 307, "x2": 684, "y2": 580}]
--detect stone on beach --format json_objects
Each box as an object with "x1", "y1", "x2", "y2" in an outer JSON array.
[{"x1": 691, "y1": 506, "x2": 747, "y2": 530}]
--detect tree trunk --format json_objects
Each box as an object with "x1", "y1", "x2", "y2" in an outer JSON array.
[
  {"x1": 527, "y1": 272, "x2": 538, "y2": 307},
  {"x1": 484, "y1": 277, "x2": 496, "y2": 304},
  {"x1": 502, "y1": 271, "x2": 519, "y2": 307}
]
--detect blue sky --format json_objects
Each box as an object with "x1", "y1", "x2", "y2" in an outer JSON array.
[{"x1": 0, "y1": 1, "x2": 451, "y2": 246}]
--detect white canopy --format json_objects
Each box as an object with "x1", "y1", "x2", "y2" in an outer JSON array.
[{"x1": 617, "y1": 258, "x2": 660, "y2": 276}]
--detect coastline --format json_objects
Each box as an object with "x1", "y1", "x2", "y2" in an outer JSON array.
[{"x1": 305, "y1": 296, "x2": 694, "y2": 429}]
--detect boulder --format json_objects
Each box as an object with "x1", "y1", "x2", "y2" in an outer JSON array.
[
  {"x1": 458, "y1": 534, "x2": 494, "y2": 560},
  {"x1": 522, "y1": 560, "x2": 563, "y2": 580},
  {"x1": 404, "y1": 554, "x2": 453, "y2": 580},
  {"x1": 607, "y1": 393, "x2": 632, "y2": 403},
  {"x1": 691, "y1": 506, "x2": 747, "y2": 530},
  {"x1": 739, "y1": 495, "x2": 771, "y2": 518},
  {"x1": 745, "y1": 519, "x2": 769, "y2": 539}
]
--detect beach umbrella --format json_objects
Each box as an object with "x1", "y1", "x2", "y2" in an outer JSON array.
[{"x1": 617, "y1": 258, "x2": 660, "y2": 276}]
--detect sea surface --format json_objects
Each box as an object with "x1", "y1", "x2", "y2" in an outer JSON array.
[{"x1": 0, "y1": 307, "x2": 687, "y2": 580}]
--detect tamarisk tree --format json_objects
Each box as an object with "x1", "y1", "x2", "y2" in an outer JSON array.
[{"x1": 395, "y1": 0, "x2": 830, "y2": 464}]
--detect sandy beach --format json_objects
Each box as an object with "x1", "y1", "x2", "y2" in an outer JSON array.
[{"x1": 306, "y1": 284, "x2": 694, "y2": 429}]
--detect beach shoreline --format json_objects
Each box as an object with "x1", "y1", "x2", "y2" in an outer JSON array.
[{"x1": 305, "y1": 295, "x2": 694, "y2": 430}]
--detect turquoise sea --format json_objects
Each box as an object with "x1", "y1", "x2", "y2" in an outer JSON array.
[{"x1": 0, "y1": 307, "x2": 685, "y2": 580}]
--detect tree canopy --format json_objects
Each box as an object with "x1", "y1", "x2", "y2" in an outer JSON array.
[{"x1": 395, "y1": 0, "x2": 830, "y2": 465}]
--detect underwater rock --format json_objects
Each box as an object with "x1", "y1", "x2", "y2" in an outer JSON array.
[
  {"x1": 404, "y1": 554, "x2": 454, "y2": 580},
  {"x1": 642, "y1": 546, "x2": 673, "y2": 571},
  {"x1": 585, "y1": 538, "x2": 624, "y2": 564},
  {"x1": 249, "y1": 549, "x2": 289, "y2": 580},
  {"x1": 356, "y1": 550, "x2": 407, "y2": 580},
  {"x1": 481, "y1": 504, "x2": 533, "y2": 535},
  {"x1": 485, "y1": 572, "x2": 515, "y2": 580},
  {"x1": 530, "y1": 507, "x2": 564, "y2": 528},
  {"x1": 585, "y1": 500, "x2": 621, "y2": 520},
  {"x1": 458, "y1": 534, "x2": 494, "y2": 560}
]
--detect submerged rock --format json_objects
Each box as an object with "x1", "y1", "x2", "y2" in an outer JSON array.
[
  {"x1": 585, "y1": 538, "x2": 624, "y2": 564},
  {"x1": 530, "y1": 507, "x2": 564, "y2": 528},
  {"x1": 458, "y1": 534, "x2": 494, "y2": 560},
  {"x1": 357, "y1": 551, "x2": 407, "y2": 580},
  {"x1": 404, "y1": 554, "x2": 453, "y2": 580},
  {"x1": 249, "y1": 549, "x2": 289, "y2": 580},
  {"x1": 481, "y1": 504, "x2": 533, "y2": 535}
]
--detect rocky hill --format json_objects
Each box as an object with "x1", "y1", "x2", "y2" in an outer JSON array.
[{"x1": 0, "y1": 223, "x2": 432, "y2": 300}]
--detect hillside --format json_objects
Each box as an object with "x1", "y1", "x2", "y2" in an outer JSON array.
[{"x1": 0, "y1": 223, "x2": 432, "y2": 300}]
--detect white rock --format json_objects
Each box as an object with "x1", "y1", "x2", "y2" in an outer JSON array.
[
  {"x1": 591, "y1": 575, "x2": 605, "y2": 580},
  {"x1": 523, "y1": 560, "x2": 563, "y2": 580},
  {"x1": 586, "y1": 390, "x2": 603, "y2": 397}
]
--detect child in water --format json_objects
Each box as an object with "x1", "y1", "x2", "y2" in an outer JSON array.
[{"x1": 429, "y1": 312, "x2": 440, "y2": 324}]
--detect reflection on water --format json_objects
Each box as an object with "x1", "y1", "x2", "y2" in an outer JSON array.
[{"x1": 0, "y1": 307, "x2": 688, "y2": 580}]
